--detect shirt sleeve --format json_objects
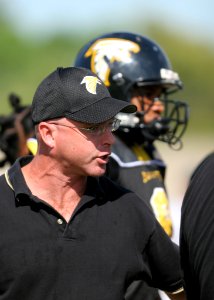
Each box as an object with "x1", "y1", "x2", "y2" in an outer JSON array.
[{"x1": 143, "y1": 220, "x2": 184, "y2": 293}]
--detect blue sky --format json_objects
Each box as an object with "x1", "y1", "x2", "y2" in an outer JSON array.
[{"x1": 1, "y1": 0, "x2": 214, "y2": 46}]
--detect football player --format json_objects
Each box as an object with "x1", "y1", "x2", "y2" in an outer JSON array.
[{"x1": 74, "y1": 31, "x2": 189, "y2": 300}]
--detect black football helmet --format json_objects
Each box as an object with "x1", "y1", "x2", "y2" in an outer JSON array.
[{"x1": 74, "y1": 31, "x2": 189, "y2": 147}]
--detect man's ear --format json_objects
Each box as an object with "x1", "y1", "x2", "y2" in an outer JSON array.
[{"x1": 37, "y1": 122, "x2": 55, "y2": 149}]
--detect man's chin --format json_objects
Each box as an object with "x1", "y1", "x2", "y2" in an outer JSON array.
[{"x1": 88, "y1": 166, "x2": 106, "y2": 177}]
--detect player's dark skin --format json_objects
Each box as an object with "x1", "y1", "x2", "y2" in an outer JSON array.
[{"x1": 130, "y1": 86, "x2": 164, "y2": 123}]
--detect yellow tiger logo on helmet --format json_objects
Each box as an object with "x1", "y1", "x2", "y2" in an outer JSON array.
[{"x1": 84, "y1": 38, "x2": 141, "y2": 86}]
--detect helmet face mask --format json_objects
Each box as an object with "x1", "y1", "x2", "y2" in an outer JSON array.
[
  {"x1": 117, "y1": 96, "x2": 189, "y2": 148},
  {"x1": 157, "y1": 97, "x2": 189, "y2": 147},
  {"x1": 74, "y1": 31, "x2": 189, "y2": 147}
]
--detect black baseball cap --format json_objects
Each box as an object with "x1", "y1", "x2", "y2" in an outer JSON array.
[{"x1": 31, "y1": 67, "x2": 136, "y2": 124}]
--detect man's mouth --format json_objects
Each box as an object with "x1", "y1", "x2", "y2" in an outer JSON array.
[{"x1": 97, "y1": 153, "x2": 110, "y2": 163}]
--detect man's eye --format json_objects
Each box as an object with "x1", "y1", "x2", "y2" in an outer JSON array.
[{"x1": 87, "y1": 126, "x2": 99, "y2": 132}]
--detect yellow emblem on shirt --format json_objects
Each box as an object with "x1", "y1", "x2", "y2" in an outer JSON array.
[
  {"x1": 141, "y1": 170, "x2": 162, "y2": 183},
  {"x1": 150, "y1": 187, "x2": 172, "y2": 237}
]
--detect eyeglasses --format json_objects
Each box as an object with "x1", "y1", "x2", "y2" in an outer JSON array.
[{"x1": 48, "y1": 118, "x2": 121, "y2": 137}]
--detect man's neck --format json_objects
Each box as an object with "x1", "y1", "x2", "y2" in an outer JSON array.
[{"x1": 21, "y1": 156, "x2": 87, "y2": 222}]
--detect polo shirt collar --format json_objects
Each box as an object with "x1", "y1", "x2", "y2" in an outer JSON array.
[
  {"x1": 6, "y1": 156, "x2": 33, "y2": 198},
  {"x1": 6, "y1": 156, "x2": 105, "y2": 205}
]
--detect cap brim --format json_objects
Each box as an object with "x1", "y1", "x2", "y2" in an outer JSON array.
[{"x1": 65, "y1": 97, "x2": 137, "y2": 124}]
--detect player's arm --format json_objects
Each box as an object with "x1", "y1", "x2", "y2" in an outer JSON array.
[{"x1": 146, "y1": 220, "x2": 186, "y2": 300}]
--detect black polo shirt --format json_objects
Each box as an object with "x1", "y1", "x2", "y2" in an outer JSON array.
[
  {"x1": 0, "y1": 157, "x2": 183, "y2": 300},
  {"x1": 180, "y1": 152, "x2": 214, "y2": 300}
]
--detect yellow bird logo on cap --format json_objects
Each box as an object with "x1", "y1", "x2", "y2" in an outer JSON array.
[{"x1": 81, "y1": 76, "x2": 102, "y2": 94}]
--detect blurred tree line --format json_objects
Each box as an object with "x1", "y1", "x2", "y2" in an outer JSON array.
[{"x1": 0, "y1": 18, "x2": 213, "y2": 134}]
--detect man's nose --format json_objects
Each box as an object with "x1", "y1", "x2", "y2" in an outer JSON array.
[
  {"x1": 152, "y1": 98, "x2": 164, "y2": 109},
  {"x1": 101, "y1": 129, "x2": 116, "y2": 145}
]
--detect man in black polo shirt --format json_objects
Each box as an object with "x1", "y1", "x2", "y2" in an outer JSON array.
[
  {"x1": 180, "y1": 152, "x2": 214, "y2": 299},
  {"x1": 0, "y1": 67, "x2": 185, "y2": 300}
]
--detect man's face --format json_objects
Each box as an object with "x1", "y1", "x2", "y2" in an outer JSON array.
[
  {"x1": 48, "y1": 118, "x2": 116, "y2": 178},
  {"x1": 130, "y1": 86, "x2": 165, "y2": 124}
]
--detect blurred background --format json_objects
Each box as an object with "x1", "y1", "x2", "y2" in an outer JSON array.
[{"x1": 0, "y1": 0, "x2": 213, "y2": 242}]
